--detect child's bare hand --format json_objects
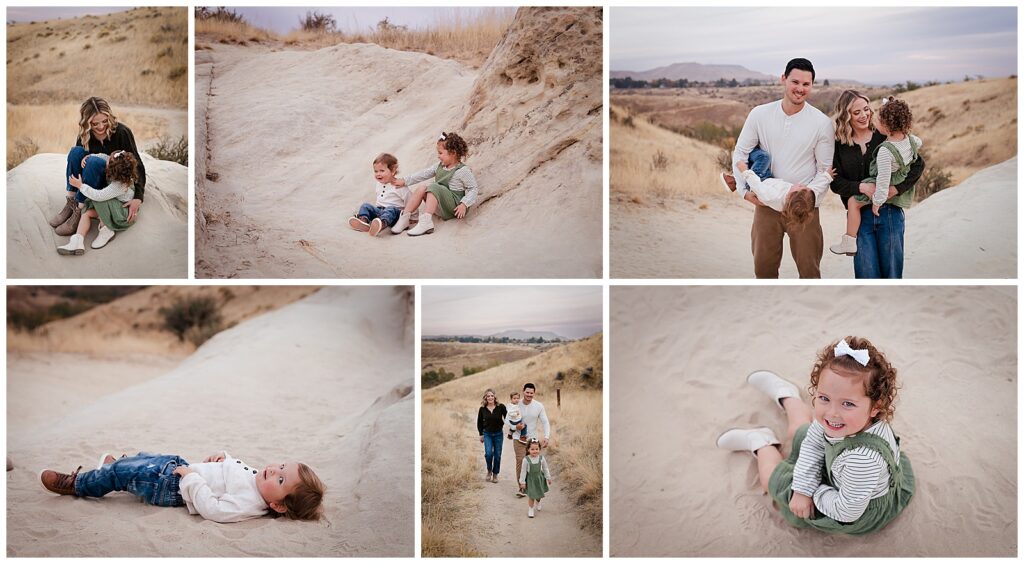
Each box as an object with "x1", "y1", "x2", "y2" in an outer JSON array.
[
  {"x1": 173, "y1": 466, "x2": 194, "y2": 478},
  {"x1": 871, "y1": 204, "x2": 881, "y2": 216},
  {"x1": 789, "y1": 492, "x2": 814, "y2": 519},
  {"x1": 547, "y1": 480, "x2": 552, "y2": 486},
  {"x1": 80, "y1": 155, "x2": 90, "y2": 169},
  {"x1": 454, "y1": 203, "x2": 467, "y2": 219},
  {"x1": 203, "y1": 452, "x2": 226, "y2": 462},
  {"x1": 68, "y1": 174, "x2": 82, "y2": 189},
  {"x1": 393, "y1": 178, "x2": 406, "y2": 187}
]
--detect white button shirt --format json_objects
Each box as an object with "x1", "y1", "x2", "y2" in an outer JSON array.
[{"x1": 178, "y1": 452, "x2": 269, "y2": 523}]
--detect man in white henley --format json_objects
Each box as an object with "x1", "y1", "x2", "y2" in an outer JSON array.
[
  {"x1": 732, "y1": 58, "x2": 835, "y2": 278},
  {"x1": 512, "y1": 382, "x2": 551, "y2": 497}
]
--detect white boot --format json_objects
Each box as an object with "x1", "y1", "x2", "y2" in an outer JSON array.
[
  {"x1": 716, "y1": 427, "x2": 781, "y2": 457},
  {"x1": 829, "y1": 234, "x2": 857, "y2": 256},
  {"x1": 91, "y1": 225, "x2": 117, "y2": 249},
  {"x1": 747, "y1": 370, "x2": 801, "y2": 411},
  {"x1": 535, "y1": 500, "x2": 542, "y2": 511},
  {"x1": 407, "y1": 212, "x2": 434, "y2": 236},
  {"x1": 57, "y1": 234, "x2": 85, "y2": 256},
  {"x1": 390, "y1": 211, "x2": 411, "y2": 234},
  {"x1": 528, "y1": 506, "x2": 535, "y2": 518}
]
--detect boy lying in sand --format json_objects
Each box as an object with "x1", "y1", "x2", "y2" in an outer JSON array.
[{"x1": 40, "y1": 451, "x2": 324, "y2": 523}]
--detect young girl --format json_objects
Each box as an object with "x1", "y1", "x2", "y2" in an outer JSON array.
[
  {"x1": 735, "y1": 147, "x2": 821, "y2": 231},
  {"x1": 348, "y1": 153, "x2": 410, "y2": 237},
  {"x1": 57, "y1": 150, "x2": 139, "y2": 255},
  {"x1": 40, "y1": 450, "x2": 325, "y2": 523},
  {"x1": 518, "y1": 439, "x2": 552, "y2": 518},
  {"x1": 717, "y1": 336, "x2": 915, "y2": 535},
  {"x1": 390, "y1": 132, "x2": 479, "y2": 236},
  {"x1": 831, "y1": 98, "x2": 921, "y2": 256}
]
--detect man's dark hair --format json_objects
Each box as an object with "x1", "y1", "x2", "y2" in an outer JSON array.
[
  {"x1": 523, "y1": 383, "x2": 536, "y2": 392},
  {"x1": 784, "y1": 58, "x2": 815, "y2": 82}
]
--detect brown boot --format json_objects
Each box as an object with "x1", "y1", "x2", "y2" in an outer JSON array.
[
  {"x1": 48, "y1": 197, "x2": 77, "y2": 228},
  {"x1": 40, "y1": 466, "x2": 82, "y2": 496},
  {"x1": 55, "y1": 205, "x2": 82, "y2": 236}
]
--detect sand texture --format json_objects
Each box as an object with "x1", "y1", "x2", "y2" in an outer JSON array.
[
  {"x1": 7, "y1": 287, "x2": 414, "y2": 557},
  {"x1": 611, "y1": 157, "x2": 1017, "y2": 278},
  {"x1": 196, "y1": 7, "x2": 602, "y2": 278},
  {"x1": 7, "y1": 153, "x2": 188, "y2": 279},
  {"x1": 610, "y1": 285, "x2": 1017, "y2": 557}
]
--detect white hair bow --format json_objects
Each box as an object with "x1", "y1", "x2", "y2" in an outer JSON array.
[{"x1": 834, "y1": 339, "x2": 869, "y2": 366}]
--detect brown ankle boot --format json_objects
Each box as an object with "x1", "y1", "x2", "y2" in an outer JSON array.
[
  {"x1": 48, "y1": 197, "x2": 77, "y2": 228},
  {"x1": 55, "y1": 205, "x2": 82, "y2": 236},
  {"x1": 40, "y1": 466, "x2": 82, "y2": 496}
]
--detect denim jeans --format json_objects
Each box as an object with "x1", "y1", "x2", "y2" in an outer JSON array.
[
  {"x1": 748, "y1": 146, "x2": 773, "y2": 180},
  {"x1": 75, "y1": 452, "x2": 188, "y2": 507},
  {"x1": 854, "y1": 204, "x2": 905, "y2": 279},
  {"x1": 66, "y1": 146, "x2": 109, "y2": 204},
  {"x1": 482, "y1": 431, "x2": 504, "y2": 475},
  {"x1": 357, "y1": 204, "x2": 402, "y2": 227}
]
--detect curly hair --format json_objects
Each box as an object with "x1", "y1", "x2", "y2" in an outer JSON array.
[
  {"x1": 105, "y1": 151, "x2": 139, "y2": 186},
  {"x1": 438, "y1": 131, "x2": 469, "y2": 160},
  {"x1": 781, "y1": 189, "x2": 814, "y2": 229},
  {"x1": 878, "y1": 97, "x2": 913, "y2": 135},
  {"x1": 832, "y1": 89, "x2": 873, "y2": 146},
  {"x1": 78, "y1": 97, "x2": 119, "y2": 147},
  {"x1": 808, "y1": 336, "x2": 899, "y2": 422},
  {"x1": 281, "y1": 463, "x2": 325, "y2": 521}
]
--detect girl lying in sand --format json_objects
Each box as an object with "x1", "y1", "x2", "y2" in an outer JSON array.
[
  {"x1": 349, "y1": 153, "x2": 410, "y2": 237},
  {"x1": 717, "y1": 336, "x2": 915, "y2": 535},
  {"x1": 40, "y1": 451, "x2": 325, "y2": 523},
  {"x1": 390, "y1": 132, "x2": 479, "y2": 237},
  {"x1": 57, "y1": 150, "x2": 139, "y2": 256}
]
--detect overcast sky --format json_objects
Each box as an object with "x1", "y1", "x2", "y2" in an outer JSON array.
[
  {"x1": 231, "y1": 6, "x2": 512, "y2": 34},
  {"x1": 422, "y1": 286, "x2": 602, "y2": 339},
  {"x1": 7, "y1": 7, "x2": 132, "y2": 22},
  {"x1": 611, "y1": 7, "x2": 1017, "y2": 84}
]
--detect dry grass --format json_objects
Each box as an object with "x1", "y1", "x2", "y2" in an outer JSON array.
[
  {"x1": 195, "y1": 16, "x2": 277, "y2": 46},
  {"x1": 280, "y1": 8, "x2": 515, "y2": 68},
  {"x1": 421, "y1": 341, "x2": 546, "y2": 383},
  {"x1": 421, "y1": 334, "x2": 603, "y2": 556}
]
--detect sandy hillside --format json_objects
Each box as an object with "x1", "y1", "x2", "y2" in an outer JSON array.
[
  {"x1": 195, "y1": 7, "x2": 602, "y2": 278},
  {"x1": 8, "y1": 285, "x2": 318, "y2": 356},
  {"x1": 7, "y1": 287, "x2": 415, "y2": 557},
  {"x1": 7, "y1": 153, "x2": 188, "y2": 279},
  {"x1": 610, "y1": 286, "x2": 1017, "y2": 557},
  {"x1": 422, "y1": 335, "x2": 602, "y2": 556}
]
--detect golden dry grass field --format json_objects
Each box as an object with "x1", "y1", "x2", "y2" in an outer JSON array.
[
  {"x1": 422, "y1": 341, "x2": 547, "y2": 384},
  {"x1": 421, "y1": 334, "x2": 602, "y2": 556},
  {"x1": 6, "y1": 7, "x2": 188, "y2": 168}
]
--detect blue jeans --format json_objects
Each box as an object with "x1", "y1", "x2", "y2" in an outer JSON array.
[
  {"x1": 482, "y1": 431, "x2": 504, "y2": 475},
  {"x1": 854, "y1": 205, "x2": 905, "y2": 279},
  {"x1": 75, "y1": 452, "x2": 188, "y2": 507},
  {"x1": 66, "y1": 146, "x2": 109, "y2": 203},
  {"x1": 357, "y1": 204, "x2": 402, "y2": 227},
  {"x1": 747, "y1": 146, "x2": 773, "y2": 180}
]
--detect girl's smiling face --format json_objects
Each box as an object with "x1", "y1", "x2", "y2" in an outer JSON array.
[
  {"x1": 813, "y1": 367, "x2": 880, "y2": 438},
  {"x1": 437, "y1": 142, "x2": 459, "y2": 167},
  {"x1": 373, "y1": 162, "x2": 396, "y2": 184},
  {"x1": 874, "y1": 113, "x2": 891, "y2": 137}
]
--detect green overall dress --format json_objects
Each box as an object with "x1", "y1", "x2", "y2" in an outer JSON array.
[
  {"x1": 425, "y1": 162, "x2": 466, "y2": 220},
  {"x1": 524, "y1": 455, "x2": 549, "y2": 500},
  {"x1": 87, "y1": 197, "x2": 134, "y2": 231},
  {"x1": 768, "y1": 423, "x2": 915, "y2": 535},
  {"x1": 855, "y1": 136, "x2": 921, "y2": 209}
]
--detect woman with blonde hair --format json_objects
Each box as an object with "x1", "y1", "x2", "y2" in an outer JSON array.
[
  {"x1": 829, "y1": 90, "x2": 925, "y2": 278},
  {"x1": 476, "y1": 388, "x2": 507, "y2": 483},
  {"x1": 48, "y1": 97, "x2": 147, "y2": 237}
]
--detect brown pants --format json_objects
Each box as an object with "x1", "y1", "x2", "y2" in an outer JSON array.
[
  {"x1": 751, "y1": 205, "x2": 823, "y2": 278},
  {"x1": 513, "y1": 439, "x2": 528, "y2": 485}
]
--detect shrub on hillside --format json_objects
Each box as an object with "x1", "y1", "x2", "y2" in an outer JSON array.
[
  {"x1": 913, "y1": 150, "x2": 954, "y2": 203},
  {"x1": 159, "y1": 296, "x2": 223, "y2": 345},
  {"x1": 151, "y1": 135, "x2": 188, "y2": 165},
  {"x1": 299, "y1": 11, "x2": 337, "y2": 33}
]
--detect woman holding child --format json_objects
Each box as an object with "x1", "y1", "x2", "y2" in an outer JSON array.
[
  {"x1": 48, "y1": 97, "x2": 147, "y2": 239},
  {"x1": 476, "y1": 389, "x2": 507, "y2": 484},
  {"x1": 829, "y1": 90, "x2": 925, "y2": 279}
]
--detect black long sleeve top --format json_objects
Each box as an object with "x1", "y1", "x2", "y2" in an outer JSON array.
[
  {"x1": 477, "y1": 404, "x2": 508, "y2": 435},
  {"x1": 830, "y1": 130, "x2": 925, "y2": 209},
  {"x1": 75, "y1": 122, "x2": 147, "y2": 201}
]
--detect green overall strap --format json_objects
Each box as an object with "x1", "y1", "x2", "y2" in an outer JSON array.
[
  {"x1": 433, "y1": 162, "x2": 465, "y2": 188},
  {"x1": 824, "y1": 431, "x2": 901, "y2": 491}
]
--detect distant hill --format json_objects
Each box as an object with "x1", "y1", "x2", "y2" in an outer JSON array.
[
  {"x1": 424, "y1": 329, "x2": 568, "y2": 341},
  {"x1": 611, "y1": 62, "x2": 774, "y2": 83}
]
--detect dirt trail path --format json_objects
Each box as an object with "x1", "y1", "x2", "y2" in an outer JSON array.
[{"x1": 465, "y1": 439, "x2": 601, "y2": 557}]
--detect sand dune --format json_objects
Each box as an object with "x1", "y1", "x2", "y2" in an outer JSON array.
[
  {"x1": 610, "y1": 285, "x2": 1016, "y2": 557},
  {"x1": 6, "y1": 153, "x2": 188, "y2": 279},
  {"x1": 196, "y1": 7, "x2": 602, "y2": 278},
  {"x1": 7, "y1": 287, "x2": 414, "y2": 557},
  {"x1": 612, "y1": 157, "x2": 1016, "y2": 278}
]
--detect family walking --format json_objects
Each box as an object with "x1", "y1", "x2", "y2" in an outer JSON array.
[{"x1": 477, "y1": 383, "x2": 552, "y2": 518}]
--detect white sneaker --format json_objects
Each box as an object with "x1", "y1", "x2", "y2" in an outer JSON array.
[
  {"x1": 716, "y1": 427, "x2": 781, "y2": 457},
  {"x1": 407, "y1": 213, "x2": 434, "y2": 236},
  {"x1": 390, "y1": 211, "x2": 411, "y2": 234},
  {"x1": 57, "y1": 234, "x2": 85, "y2": 256},
  {"x1": 719, "y1": 172, "x2": 737, "y2": 192},
  {"x1": 368, "y1": 218, "x2": 385, "y2": 237},
  {"x1": 91, "y1": 225, "x2": 117, "y2": 249},
  {"x1": 830, "y1": 234, "x2": 857, "y2": 256},
  {"x1": 747, "y1": 370, "x2": 801, "y2": 411},
  {"x1": 528, "y1": 507, "x2": 535, "y2": 518},
  {"x1": 348, "y1": 216, "x2": 370, "y2": 232}
]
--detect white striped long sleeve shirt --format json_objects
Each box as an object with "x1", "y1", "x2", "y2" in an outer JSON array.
[
  {"x1": 872, "y1": 134, "x2": 922, "y2": 206},
  {"x1": 791, "y1": 420, "x2": 899, "y2": 523},
  {"x1": 404, "y1": 162, "x2": 480, "y2": 207}
]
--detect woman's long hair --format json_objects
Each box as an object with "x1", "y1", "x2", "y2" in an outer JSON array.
[
  {"x1": 481, "y1": 388, "x2": 497, "y2": 408},
  {"x1": 78, "y1": 97, "x2": 118, "y2": 147},
  {"x1": 832, "y1": 89, "x2": 872, "y2": 146}
]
